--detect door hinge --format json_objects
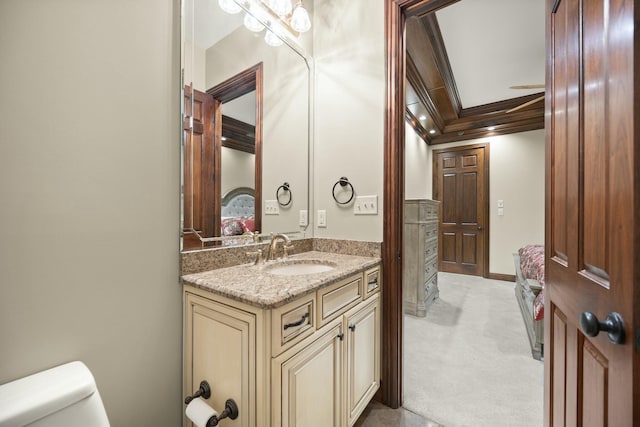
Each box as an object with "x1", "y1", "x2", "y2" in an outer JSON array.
[{"x1": 397, "y1": 251, "x2": 401, "y2": 261}]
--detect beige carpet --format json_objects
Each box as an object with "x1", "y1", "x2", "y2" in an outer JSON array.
[{"x1": 403, "y1": 272, "x2": 543, "y2": 427}]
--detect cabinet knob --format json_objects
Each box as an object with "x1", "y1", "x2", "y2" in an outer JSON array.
[
  {"x1": 337, "y1": 333, "x2": 344, "y2": 341},
  {"x1": 348, "y1": 324, "x2": 356, "y2": 332}
]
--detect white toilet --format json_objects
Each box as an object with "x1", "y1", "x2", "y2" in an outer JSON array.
[{"x1": 0, "y1": 361, "x2": 110, "y2": 427}]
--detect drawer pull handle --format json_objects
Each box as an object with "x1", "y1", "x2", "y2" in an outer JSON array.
[
  {"x1": 367, "y1": 278, "x2": 378, "y2": 287},
  {"x1": 348, "y1": 324, "x2": 356, "y2": 332},
  {"x1": 283, "y1": 312, "x2": 309, "y2": 330}
]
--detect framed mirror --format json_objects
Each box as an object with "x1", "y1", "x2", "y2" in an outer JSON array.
[{"x1": 181, "y1": 0, "x2": 312, "y2": 251}]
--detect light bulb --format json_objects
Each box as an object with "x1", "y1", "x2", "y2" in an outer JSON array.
[
  {"x1": 264, "y1": 30, "x2": 283, "y2": 47},
  {"x1": 269, "y1": 0, "x2": 292, "y2": 17},
  {"x1": 218, "y1": 0, "x2": 242, "y2": 14},
  {"x1": 290, "y1": 4, "x2": 310, "y2": 33},
  {"x1": 244, "y1": 13, "x2": 264, "y2": 32}
]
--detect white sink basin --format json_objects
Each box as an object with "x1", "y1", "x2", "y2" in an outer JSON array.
[{"x1": 266, "y1": 261, "x2": 336, "y2": 276}]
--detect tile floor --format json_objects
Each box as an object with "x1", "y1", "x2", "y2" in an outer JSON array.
[{"x1": 354, "y1": 402, "x2": 442, "y2": 427}]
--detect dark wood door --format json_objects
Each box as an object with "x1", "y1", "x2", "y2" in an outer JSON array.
[
  {"x1": 183, "y1": 87, "x2": 217, "y2": 250},
  {"x1": 545, "y1": 0, "x2": 638, "y2": 425},
  {"x1": 433, "y1": 145, "x2": 488, "y2": 276}
]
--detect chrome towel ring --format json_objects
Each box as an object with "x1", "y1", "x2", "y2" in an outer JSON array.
[
  {"x1": 276, "y1": 182, "x2": 292, "y2": 207},
  {"x1": 332, "y1": 177, "x2": 355, "y2": 205}
]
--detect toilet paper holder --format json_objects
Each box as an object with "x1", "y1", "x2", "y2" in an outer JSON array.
[
  {"x1": 185, "y1": 381, "x2": 211, "y2": 404},
  {"x1": 185, "y1": 380, "x2": 239, "y2": 426}
]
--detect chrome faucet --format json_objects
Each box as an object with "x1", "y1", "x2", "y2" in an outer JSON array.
[{"x1": 267, "y1": 233, "x2": 293, "y2": 261}]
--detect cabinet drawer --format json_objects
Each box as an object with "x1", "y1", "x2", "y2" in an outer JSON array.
[
  {"x1": 364, "y1": 267, "x2": 381, "y2": 300},
  {"x1": 425, "y1": 203, "x2": 439, "y2": 220},
  {"x1": 424, "y1": 222, "x2": 438, "y2": 239},
  {"x1": 272, "y1": 294, "x2": 316, "y2": 356},
  {"x1": 424, "y1": 242, "x2": 437, "y2": 259},
  {"x1": 424, "y1": 255, "x2": 438, "y2": 278},
  {"x1": 317, "y1": 274, "x2": 363, "y2": 327}
]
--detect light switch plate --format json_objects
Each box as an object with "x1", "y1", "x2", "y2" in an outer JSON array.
[
  {"x1": 497, "y1": 199, "x2": 504, "y2": 208},
  {"x1": 354, "y1": 195, "x2": 378, "y2": 215},
  {"x1": 265, "y1": 200, "x2": 279, "y2": 215},
  {"x1": 317, "y1": 210, "x2": 327, "y2": 227},
  {"x1": 299, "y1": 210, "x2": 308, "y2": 226},
  {"x1": 497, "y1": 207, "x2": 504, "y2": 216}
]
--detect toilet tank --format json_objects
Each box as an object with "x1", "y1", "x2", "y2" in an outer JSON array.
[{"x1": 0, "y1": 361, "x2": 110, "y2": 427}]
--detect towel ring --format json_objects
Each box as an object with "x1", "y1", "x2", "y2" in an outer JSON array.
[
  {"x1": 332, "y1": 177, "x2": 355, "y2": 205},
  {"x1": 276, "y1": 182, "x2": 292, "y2": 207}
]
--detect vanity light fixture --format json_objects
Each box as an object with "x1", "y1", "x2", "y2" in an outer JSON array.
[
  {"x1": 264, "y1": 30, "x2": 284, "y2": 46},
  {"x1": 244, "y1": 13, "x2": 265, "y2": 32},
  {"x1": 219, "y1": 0, "x2": 242, "y2": 14},
  {"x1": 221, "y1": 0, "x2": 311, "y2": 48}
]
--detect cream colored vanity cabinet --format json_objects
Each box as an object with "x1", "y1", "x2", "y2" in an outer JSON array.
[
  {"x1": 184, "y1": 290, "x2": 270, "y2": 427},
  {"x1": 272, "y1": 268, "x2": 381, "y2": 427},
  {"x1": 344, "y1": 293, "x2": 380, "y2": 426},
  {"x1": 183, "y1": 265, "x2": 381, "y2": 427},
  {"x1": 272, "y1": 317, "x2": 345, "y2": 427}
]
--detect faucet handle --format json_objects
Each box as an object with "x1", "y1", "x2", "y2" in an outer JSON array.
[
  {"x1": 245, "y1": 248, "x2": 264, "y2": 265},
  {"x1": 283, "y1": 244, "x2": 295, "y2": 258}
]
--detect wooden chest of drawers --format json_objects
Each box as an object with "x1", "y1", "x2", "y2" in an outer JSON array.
[{"x1": 403, "y1": 199, "x2": 440, "y2": 317}]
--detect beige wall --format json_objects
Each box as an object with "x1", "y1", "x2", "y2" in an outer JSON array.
[
  {"x1": 404, "y1": 123, "x2": 432, "y2": 199},
  {"x1": 221, "y1": 147, "x2": 255, "y2": 197},
  {"x1": 313, "y1": 0, "x2": 385, "y2": 241},
  {"x1": 428, "y1": 130, "x2": 546, "y2": 275},
  {"x1": 0, "y1": 2, "x2": 182, "y2": 427}
]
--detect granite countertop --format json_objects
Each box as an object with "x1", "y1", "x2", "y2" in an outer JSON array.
[{"x1": 181, "y1": 251, "x2": 381, "y2": 309}]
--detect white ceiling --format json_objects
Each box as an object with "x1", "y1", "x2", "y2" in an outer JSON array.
[{"x1": 436, "y1": 0, "x2": 545, "y2": 108}]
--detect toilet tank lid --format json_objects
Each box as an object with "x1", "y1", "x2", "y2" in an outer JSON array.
[{"x1": 0, "y1": 361, "x2": 98, "y2": 427}]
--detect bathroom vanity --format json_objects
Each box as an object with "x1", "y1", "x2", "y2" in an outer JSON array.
[{"x1": 182, "y1": 251, "x2": 381, "y2": 427}]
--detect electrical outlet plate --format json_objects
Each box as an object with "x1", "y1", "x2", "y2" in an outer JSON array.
[
  {"x1": 354, "y1": 195, "x2": 378, "y2": 215},
  {"x1": 317, "y1": 210, "x2": 327, "y2": 227},
  {"x1": 265, "y1": 200, "x2": 279, "y2": 215},
  {"x1": 299, "y1": 210, "x2": 308, "y2": 226}
]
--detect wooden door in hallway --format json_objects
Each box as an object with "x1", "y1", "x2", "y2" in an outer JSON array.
[
  {"x1": 182, "y1": 86, "x2": 218, "y2": 250},
  {"x1": 433, "y1": 145, "x2": 488, "y2": 277},
  {"x1": 545, "y1": 0, "x2": 638, "y2": 425}
]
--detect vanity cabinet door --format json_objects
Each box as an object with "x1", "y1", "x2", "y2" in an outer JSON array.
[
  {"x1": 273, "y1": 321, "x2": 344, "y2": 427},
  {"x1": 345, "y1": 293, "x2": 380, "y2": 427},
  {"x1": 184, "y1": 293, "x2": 256, "y2": 427}
]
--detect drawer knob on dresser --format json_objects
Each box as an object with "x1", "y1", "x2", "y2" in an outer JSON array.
[
  {"x1": 348, "y1": 324, "x2": 356, "y2": 332},
  {"x1": 477, "y1": 226, "x2": 483, "y2": 231}
]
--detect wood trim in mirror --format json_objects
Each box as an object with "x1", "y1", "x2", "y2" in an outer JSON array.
[{"x1": 207, "y1": 63, "x2": 263, "y2": 239}]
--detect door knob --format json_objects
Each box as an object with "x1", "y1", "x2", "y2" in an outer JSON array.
[
  {"x1": 579, "y1": 311, "x2": 625, "y2": 344},
  {"x1": 477, "y1": 226, "x2": 483, "y2": 231}
]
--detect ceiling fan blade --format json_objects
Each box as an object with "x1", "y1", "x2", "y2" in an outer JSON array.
[
  {"x1": 506, "y1": 95, "x2": 545, "y2": 113},
  {"x1": 510, "y1": 84, "x2": 545, "y2": 89}
]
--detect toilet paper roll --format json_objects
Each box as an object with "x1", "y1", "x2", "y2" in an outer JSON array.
[{"x1": 186, "y1": 397, "x2": 219, "y2": 427}]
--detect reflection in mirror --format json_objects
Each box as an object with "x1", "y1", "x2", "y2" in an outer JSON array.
[{"x1": 181, "y1": 0, "x2": 311, "y2": 251}]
